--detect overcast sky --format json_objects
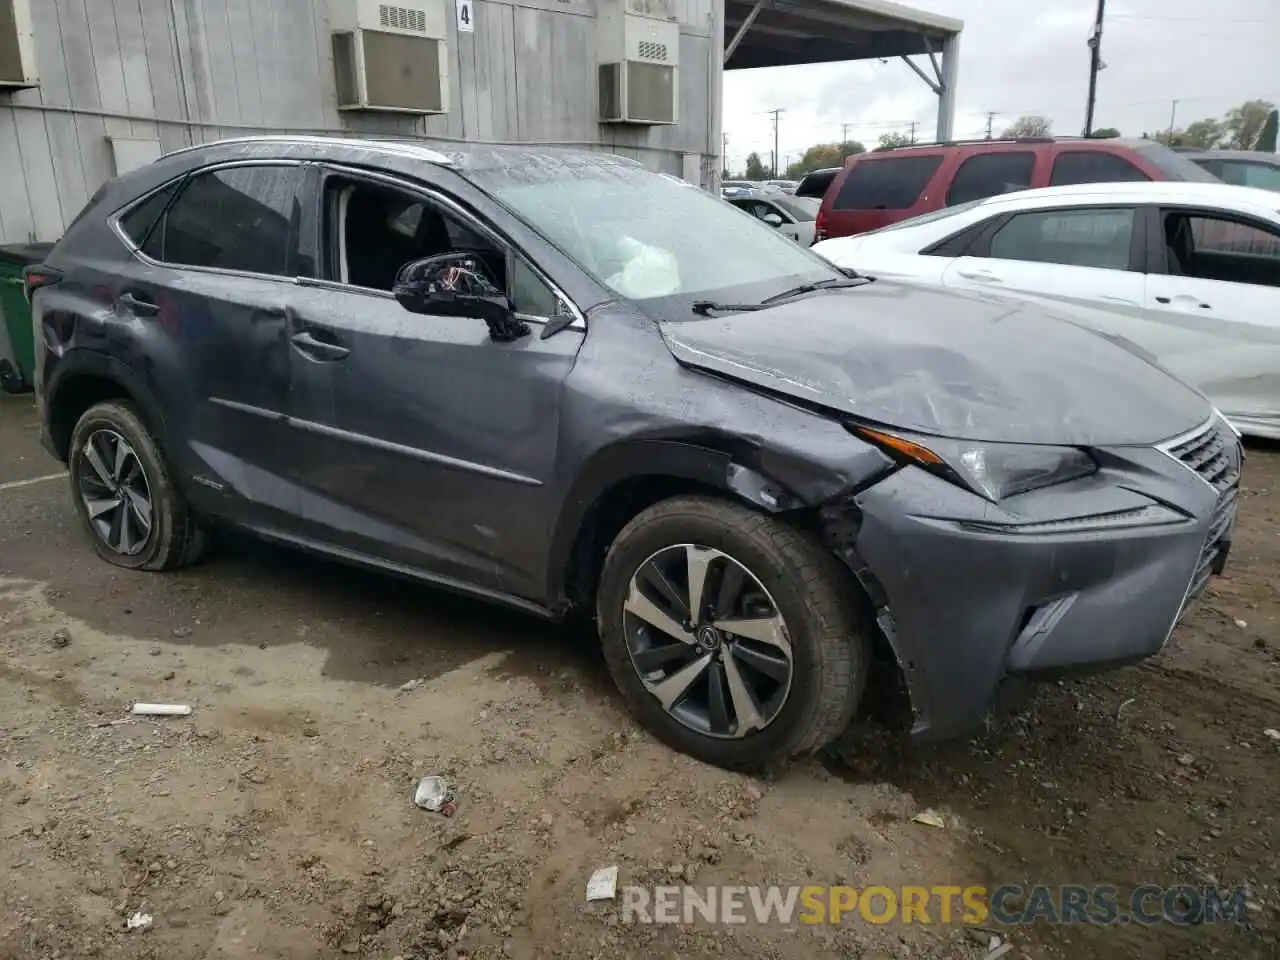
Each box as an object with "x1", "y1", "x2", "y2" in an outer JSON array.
[{"x1": 722, "y1": 0, "x2": 1280, "y2": 173}]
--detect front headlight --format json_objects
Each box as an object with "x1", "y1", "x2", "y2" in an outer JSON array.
[{"x1": 852, "y1": 425, "x2": 1098, "y2": 501}]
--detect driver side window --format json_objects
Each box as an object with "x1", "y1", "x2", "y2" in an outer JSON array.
[{"x1": 324, "y1": 177, "x2": 562, "y2": 317}]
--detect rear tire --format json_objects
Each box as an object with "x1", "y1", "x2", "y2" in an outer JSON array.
[
  {"x1": 596, "y1": 495, "x2": 869, "y2": 770},
  {"x1": 68, "y1": 400, "x2": 206, "y2": 571}
]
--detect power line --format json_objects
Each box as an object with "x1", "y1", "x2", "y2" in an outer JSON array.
[{"x1": 1109, "y1": 14, "x2": 1280, "y2": 24}]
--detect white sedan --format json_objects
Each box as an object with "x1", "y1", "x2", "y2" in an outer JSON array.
[
  {"x1": 727, "y1": 194, "x2": 820, "y2": 246},
  {"x1": 812, "y1": 181, "x2": 1280, "y2": 439}
]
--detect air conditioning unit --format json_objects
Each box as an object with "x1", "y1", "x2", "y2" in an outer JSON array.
[
  {"x1": 597, "y1": 0, "x2": 679, "y2": 125},
  {"x1": 330, "y1": 0, "x2": 449, "y2": 114},
  {"x1": 0, "y1": 0, "x2": 39, "y2": 90}
]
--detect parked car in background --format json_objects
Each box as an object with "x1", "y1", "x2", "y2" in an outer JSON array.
[
  {"x1": 728, "y1": 193, "x2": 821, "y2": 245},
  {"x1": 1175, "y1": 149, "x2": 1280, "y2": 192},
  {"x1": 27, "y1": 136, "x2": 1240, "y2": 770},
  {"x1": 721, "y1": 180, "x2": 756, "y2": 198},
  {"x1": 815, "y1": 137, "x2": 1220, "y2": 243},
  {"x1": 764, "y1": 179, "x2": 800, "y2": 194},
  {"x1": 813, "y1": 180, "x2": 1280, "y2": 439},
  {"x1": 795, "y1": 167, "x2": 841, "y2": 199}
]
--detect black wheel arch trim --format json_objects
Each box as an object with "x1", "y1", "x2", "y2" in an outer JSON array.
[
  {"x1": 45, "y1": 351, "x2": 168, "y2": 462},
  {"x1": 545, "y1": 436, "x2": 890, "y2": 607}
]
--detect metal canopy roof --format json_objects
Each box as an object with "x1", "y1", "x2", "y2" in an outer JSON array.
[{"x1": 724, "y1": 0, "x2": 962, "y2": 70}]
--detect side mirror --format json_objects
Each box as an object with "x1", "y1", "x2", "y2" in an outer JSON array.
[
  {"x1": 392, "y1": 252, "x2": 530, "y2": 343},
  {"x1": 762, "y1": 212, "x2": 784, "y2": 228}
]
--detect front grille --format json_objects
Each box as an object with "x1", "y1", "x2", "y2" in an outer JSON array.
[
  {"x1": 1163, "y1": 418, "x2": 1243, "y2": 621},
  {"x1": 1162, "y1": 418, "x2": 1241, "y2": 493}
]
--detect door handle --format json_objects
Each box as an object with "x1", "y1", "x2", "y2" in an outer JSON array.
[
  {"x1": 118, "y1": 292, "x2": 159, "y2": 316},
  {"x1": 957, "y1": 269, "x2": 1002, "y2": 282},
  {"x1": 1155, "y1": 295, "x2": 1212, "y2": 309},
  {"x1": 290, "y1": 330, "x2": 350, "y2": 361}
]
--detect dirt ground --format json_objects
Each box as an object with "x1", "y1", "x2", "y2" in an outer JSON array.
[{"x1": 0, "y1": 391, "x2": 1276, "y2": 960}]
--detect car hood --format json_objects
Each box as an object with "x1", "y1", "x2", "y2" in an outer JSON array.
[{"x1": 660, "y1": 281, "x2": 1210, "y2": 446}]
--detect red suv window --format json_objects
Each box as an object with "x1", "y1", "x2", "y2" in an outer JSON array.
[
  {"x1": 831, "y1": 155, "x2": 943, "y2": 210},
  {"x1": 945, "y1": 151, "x2": 1036, "y2": 206},
  {"x1": 1050, "y1": 151, "x2": 1151, "y2": 186}
]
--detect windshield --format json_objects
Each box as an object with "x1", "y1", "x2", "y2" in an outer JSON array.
[
  {"x1": 1134, "y1": 142, "x2": 1221, "y2": 182},
  {"x1": 773, "y1": 196, "x2": 820, "y2": 221},
  {"x1": 473, "y1": 157, "x2": 839, "y2": 304}
]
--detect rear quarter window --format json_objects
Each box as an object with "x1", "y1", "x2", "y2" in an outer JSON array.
[
  {"x1": 833, "y1": 156, "x2": 943, "y2": 210},
  {"x1": 1050, "y1": 150, "x2": 1151, "y2": 186}
]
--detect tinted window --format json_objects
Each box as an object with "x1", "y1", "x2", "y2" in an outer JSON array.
[
  {"x1": 833, "y1": 156, "x2": 943, "y2": 210},
  {"x1": 119, "y1": 182, "x2": 178, "y2": 247},
  {"x1": 988, "y1": 208, "x2": 1136, "y2": 270},
  {"x1": 946, "y1": 152, "x2": 1035, "y2": 206},
  {"x1": 796, "y1": 169, "x2": 839, "y2": 198},
  {"x1": 1216, "y1": 160, "x2": 1280, "y2": 192},
  {"x1": 1050, "y1": 151, "x2": 1150, "y2": 186},
  {"x1": 155, "y1": 166, "x2": 300, "y2": 276},
  {"x1": 510, "y1": 257, "x2": 561, "y2": 317}
]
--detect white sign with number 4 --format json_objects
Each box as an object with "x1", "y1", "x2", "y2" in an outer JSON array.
[{"x1": 456, "y1": 0, "x2": 474, "y2": 32}]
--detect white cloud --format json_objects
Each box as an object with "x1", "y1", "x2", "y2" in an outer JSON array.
[{"x1": 723, "y1": 0, "x2": 1279, "y2": 172}]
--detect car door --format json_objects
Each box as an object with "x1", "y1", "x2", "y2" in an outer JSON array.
[
  {"x1": 1141, "y1": 205, "x2": 1280, "y2": 432},
  {"x1": 730, "y1": 198, "x2": 801, "y2": 242},
  {"x1": 280, "y1": 164, "x2": 585, "y2": 597},
  {"x1": 941, "y1": 205, "x2": 1146, "y2": 310},
  {"x1": 113, "y1": 161, "x2": 305, "y2": 528}
]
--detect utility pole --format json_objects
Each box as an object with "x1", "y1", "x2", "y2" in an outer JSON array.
[
  {"x1": 984, "y1": 112, "x2": 996, "y2": 140},
  {"x1": 841, "y1": 122, "x2": 851, "y2": 154},
  {"x1": 1166, "y1": 100, "x2": 1179, "y2": 145},
  {"x1": 722, "y1": 133, "x2": 729, "y2": 175},
  {"x1": 767, "y1": 108, "x2": 785, "y2": 177},
  {"x1": 1083, "y1": 0, "x2": 1106, "y2": 136},
  {"x1": 909, "y1": 120, "x2": 918, "y2": 144}
]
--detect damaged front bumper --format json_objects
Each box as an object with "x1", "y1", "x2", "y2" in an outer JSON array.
[{"x1": 820, "y1": 436, "x2": 1240, "y2": 740}]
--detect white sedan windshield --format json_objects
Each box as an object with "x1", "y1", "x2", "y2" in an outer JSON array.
[{"x1": 475, "y1": 157, "x2": 838, "y2": 301}]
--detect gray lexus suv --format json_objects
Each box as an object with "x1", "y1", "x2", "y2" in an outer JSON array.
[{"x1": 28, "y1": 137, "x2": 1242, "y2": 769}]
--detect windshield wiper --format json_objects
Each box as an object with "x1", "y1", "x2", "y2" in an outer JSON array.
[
  {"x1": 691, "y1": 300, "x2": 770, "y2": 315},
  {"x1": 760, "y1": 273, "x2": 871, "y2": 305}
]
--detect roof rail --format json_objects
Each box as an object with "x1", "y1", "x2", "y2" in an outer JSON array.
[
  {"x1": 872, "y1": 135, "x2": 1067, "y2": 153},
  {"x1": 162, "y1": 134, "x2": 454, "y2": 165}
]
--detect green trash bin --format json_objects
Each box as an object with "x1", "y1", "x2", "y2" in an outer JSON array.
[{"x1": 0, "y1": 242, "x2": 54, "y2": 394}]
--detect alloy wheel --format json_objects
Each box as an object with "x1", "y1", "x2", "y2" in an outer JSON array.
[
  {"x1": 76, "y1": 429, "x2": 154, "y2": 556},
  {"x1": 622, "y1": 544, "x2": 793, "y2": 739}
]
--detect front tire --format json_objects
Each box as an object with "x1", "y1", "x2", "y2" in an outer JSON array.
[
  {"x1": 597, "y1": 495, "x2": 869, "y2": 770},
  {"x1": 68, "y1": 400, "x2": 206, "y2": 571}
]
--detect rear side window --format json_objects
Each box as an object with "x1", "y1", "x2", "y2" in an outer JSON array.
[
  {"x1": 1050, "y1": 151, "x2": 1150, "y2": 186},
  {"x1": 1215, "y1": 160, "x2": 1280, "y2": 191},
  {"x1": 148, "y1": 165, "x2": 301, "y2": 276},
  {"x1": 119, "y1": 182, "x2": 179, "y2": 249},
  {"x1": 796, "y1": 169, "x2": 839, "y2": 198},
  {"x1": 988, "y1": 207, "x2": 1136, "y2": 271},
  {"x1": 946, "y1": 152, "x2": 1035, "y2": 206},
  {"x1": 833, "y1": 156, "x2": 942, "y2": 210}
]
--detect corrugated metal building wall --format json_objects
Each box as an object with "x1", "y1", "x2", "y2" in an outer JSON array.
[{"x1": 0, "y1": 0, "x2": 721, "y2": 244}]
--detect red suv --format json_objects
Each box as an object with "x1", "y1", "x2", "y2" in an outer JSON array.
[{"x1": 815, "y1": 137, "x2": 1220, "y2": 242}]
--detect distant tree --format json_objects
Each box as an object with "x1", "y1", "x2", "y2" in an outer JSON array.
[
  {"x1": 1090, "y1": 127, "x2": 1121, "y2": 139},
  {"x1": 877, "y1": 131, "x2": 913, "y2": 150},
  {"x1": 840, "y1": 140, "x2": 867, "y2": 159},
  {"x1": 1145, "y1": 119, "x2": 1223, "y2": 149},
  {"x1": 1222, "y1": 99, "x2": 1276, "y2": 150},
  {"x1": 1257, "y1": 109, "x2": 1279, "y2": 153},
  {"x1": 744, "y1": 151, "x2": 768, "y2": 180},
  {"x1": 1002, "y1": 115, "x2": 1053, "y2": 138}
]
